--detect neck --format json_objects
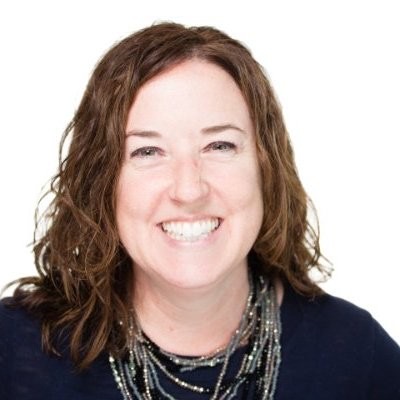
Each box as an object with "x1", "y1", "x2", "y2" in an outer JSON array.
[{"x1": 133, "y1": 267, "x2": 250, "y2": 356}]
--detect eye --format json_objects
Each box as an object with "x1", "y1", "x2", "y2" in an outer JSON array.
[
  {"x1": 205, "y1": 141, "x2": 237, "y2": 152},
  {"x1": 129, "y1": 146, "x2": 163, "y2": 158}
]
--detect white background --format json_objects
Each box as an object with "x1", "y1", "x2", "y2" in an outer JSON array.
[{"x1": 0, "y1": 1, "x2": 399, "y2": 343}]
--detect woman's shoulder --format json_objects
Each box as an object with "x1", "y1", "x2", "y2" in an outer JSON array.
[
  {"x1": 312, "y1": 290, "x2": 400, "y2": 361},
  {"x1": 285, "y1": 284, "x2": 399, "y2": 353},
  {"x1": 1, "y1": 296, "x2": 37, "y2": 321},
  {"x1": 0, "y1": 297, "x2": 46, "y2": 359},
  {"x1": 0, "y1": 297, "x2": 119, "y2": 399},
  {"x1": 278, "y1": 283, "x2": 400, "y2": 398},
  {"x1": 303, "y1": 288, "x2": 375, "y2": 327},
  {"x1": 0, "y1": 297, "x2": 45, "y2": 398},
  {"x1": 283, "y1": 282, "x2": 385, "y2": 332},
  {"x1": 0, "y1": 297, "x2": 42, "y2": 345}
]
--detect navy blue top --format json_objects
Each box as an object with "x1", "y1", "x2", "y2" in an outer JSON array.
[{"x1": 1, "y1": 283, "x2": 399, "y2": 399}]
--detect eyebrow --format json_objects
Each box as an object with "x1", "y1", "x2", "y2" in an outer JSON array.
[
  {"x1": 126, "y1": 130, "x2": 161, "y2": 138},
  {"x1": 201, "y1": 124, "x2": 247, "y2": 135},
  {"x1": 126, "y1": 123, "x2": 246, "y2": 138}
]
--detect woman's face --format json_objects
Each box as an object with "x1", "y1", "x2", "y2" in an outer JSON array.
[{"x1": 116, "y1": 60, "x2": 263, "y2": 290}]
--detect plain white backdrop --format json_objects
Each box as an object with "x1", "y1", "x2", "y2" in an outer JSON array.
[{"x1": 0, "y1": 1, "x2": 399, "y2": 343}]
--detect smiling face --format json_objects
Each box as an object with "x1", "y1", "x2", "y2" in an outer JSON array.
[{"x1": 116, "y1": 59, "x2": 263, "y2": 290}]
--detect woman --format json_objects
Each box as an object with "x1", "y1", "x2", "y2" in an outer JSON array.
[{"x1": 0, "y1": 22, "x2": 399, "y2": 399}]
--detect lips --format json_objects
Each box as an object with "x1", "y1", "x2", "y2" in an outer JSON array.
[{"x1": 161, "y1": 218, "x2": 221, "y2": 242}]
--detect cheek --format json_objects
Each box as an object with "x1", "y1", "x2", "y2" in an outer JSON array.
[
  {"x1": 208, "y1": 160, "x2": 262, "y2": 209},
  {"x1": 116, "y1": 169, "x2": 157, "y2": 226}
]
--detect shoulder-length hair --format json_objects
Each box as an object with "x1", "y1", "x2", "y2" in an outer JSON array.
[{"x1": 9, "y1": 22, "x2": 329, "y2": 369}]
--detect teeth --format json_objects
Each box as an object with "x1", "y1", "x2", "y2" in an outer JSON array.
[{"x1": 162, "y1": 218, "x2": 220, "y2": 241}]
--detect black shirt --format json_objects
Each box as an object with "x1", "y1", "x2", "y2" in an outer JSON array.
[{"x1": 1, "y1": 283, "x2": 399, "y2": 399}]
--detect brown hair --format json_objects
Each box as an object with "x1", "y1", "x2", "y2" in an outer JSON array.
[{"x1": 7, "y1": 22, "x2": 330, "y2": 369}]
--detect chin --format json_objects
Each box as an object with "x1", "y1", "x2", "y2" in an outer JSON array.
[
  {"x1": 159, "y1": 268, "x2": 221, "y2": 290},
  {"x1": 153, "y1": 257, "x2": 246, "y2": 291}
]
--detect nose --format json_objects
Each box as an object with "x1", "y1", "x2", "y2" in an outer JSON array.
[{"x1": 168, "y1": 157, "x2": 209, "y2": 204}]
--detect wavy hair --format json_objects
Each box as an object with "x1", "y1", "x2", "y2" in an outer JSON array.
[{"x1": 8, "y1": 22, "x2": 330, "y2": 369}]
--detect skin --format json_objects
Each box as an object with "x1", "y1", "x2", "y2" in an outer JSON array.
[{"x1": 116, "y1": 59, "x2": 270, "y2": 355}]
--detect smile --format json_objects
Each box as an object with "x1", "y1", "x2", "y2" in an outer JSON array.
[{"x1": 161, "y1": 218, "x2": 221, "y2": 242}]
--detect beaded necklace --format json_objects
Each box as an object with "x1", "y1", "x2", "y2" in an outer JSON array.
[{"x1": 109, "y1": 273, "x2": 281, "y2": 399}]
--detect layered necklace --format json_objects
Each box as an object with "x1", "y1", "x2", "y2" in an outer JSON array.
[{"x1": 109, "y1": 273, "x2": 281, "y2": 399}]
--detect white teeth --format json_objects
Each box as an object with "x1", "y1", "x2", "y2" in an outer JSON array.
[{"x1": 161, "y1": 218, "x2": 220, "y2": 241}]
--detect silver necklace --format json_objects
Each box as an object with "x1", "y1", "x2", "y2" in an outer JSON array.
[{"x1": 109, "y1": 273, "x2": 281, "y2": 399}]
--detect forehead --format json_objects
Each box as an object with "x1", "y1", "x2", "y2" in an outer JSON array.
[{"x1": 126, "y1": 60, "x2": 253, "y2": 135}]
